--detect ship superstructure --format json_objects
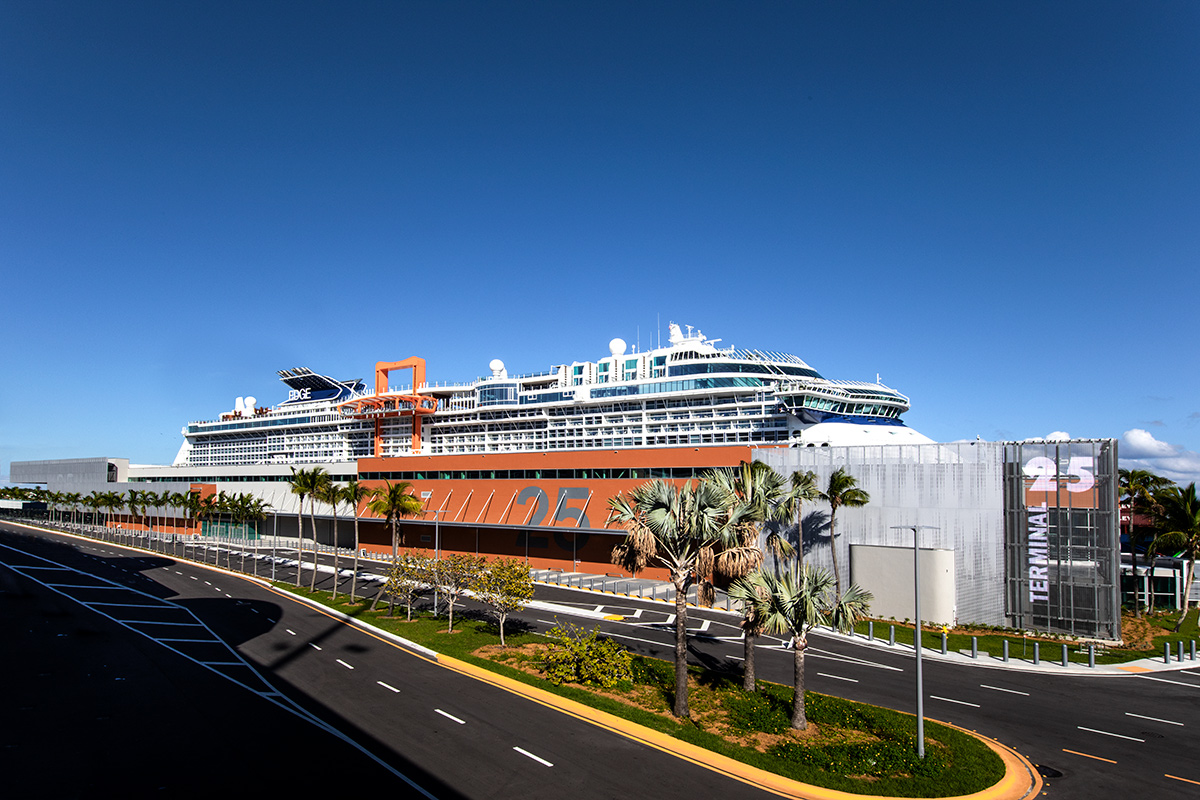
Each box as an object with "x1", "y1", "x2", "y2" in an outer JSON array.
[{"x1": 174, "y1": 323, "x2": 930, "y2": 468}]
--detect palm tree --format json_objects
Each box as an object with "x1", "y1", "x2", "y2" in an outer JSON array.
[
  {"x1": 343, "y1": 480, "x2": 370, "y2": 603},
  {"x1": 1119, "y1": 468, "x2": 1175, "y2": 616},
  {"x1": 318, "y1": 482, "x2": 345, "y2": 598},
  {"x1": 289, "y1": 467, "x2": 320, "y2": 587},
  {"x1": 706, "y1": 461, "x2": 792, "y2": 692},
  {"x1": 819, "y1": 467, "x2": 870, "y2": 601},
  {"x1": 608, "y1": 479, "x2": 744, "y2": 718},
  {"x1": 307, "y1": 469, "x2": 332, "y2": 591},
  {"x1": 1150, "y1": 483, "x2": 1200, "y2": 632},
  {"x1": 785, "y1": 469, "x2": 819, "y2": 570},
  {"x1": 732, "y1": 565, "x2": 872, "y2": 730},
  {"x1": 366, "y1": 481, "x2": 422, "y2": 613}
]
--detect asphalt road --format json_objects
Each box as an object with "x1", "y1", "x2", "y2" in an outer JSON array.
[
  {"x1": 6, "y1": 522, "x2": 1200, "y2": 798},
  {"x1": 0, "y1": 522, "x2": 779, "y2": 799}
]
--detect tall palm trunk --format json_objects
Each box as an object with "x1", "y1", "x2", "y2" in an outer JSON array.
[
  {"x1": 743, "y1": 629, "x2": 757, "y2": 692},
  {"x1": 350, "y1": 514, "x2": 361, "y2": 603},
  {"x1": 330, "y1": 504, "x2": 340, "y2": 600},
  {"x1": 828, "y1": 510, "x2": 843, "y2": 600},
  {"x1": 673, "y1": 574, "x2": 690, "y2": 718},
  {"x1": 791, "y1": 639, "x2": 808, "y2": 730},
  {"x1": 308, "y1": 498, "x2": 320, "y2": 592}
]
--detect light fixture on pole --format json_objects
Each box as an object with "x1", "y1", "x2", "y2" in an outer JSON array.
[{"x1": 891, "y1": 523, "x2": 939, "y2": 760}]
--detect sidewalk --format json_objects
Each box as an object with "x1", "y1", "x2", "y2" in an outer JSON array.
[
  {"x1": 529, "y1": 568, "x2": 1200, "y2": 678},
  {"x1": 191, "y1": 542, "x2": 1200, "y2": 679}
]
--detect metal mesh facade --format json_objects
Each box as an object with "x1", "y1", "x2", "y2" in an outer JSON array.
[
  {"x1": 1003, "y1": 440, "x2": 1120, "y2": 639},
  {"x1": 755, "y1": 443, "x2": 1008, "y2": 627}
]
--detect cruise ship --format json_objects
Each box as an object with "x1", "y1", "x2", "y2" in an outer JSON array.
[{"x1": 175, "y1": 323, "x2": 931, "y2": 470}]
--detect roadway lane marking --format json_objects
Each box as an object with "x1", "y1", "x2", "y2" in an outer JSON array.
[
  {"x1": 1077, "y1": 726, "x2": 1144, "y2": 742},
  {"x1": 336, "y1": 659, "x2": 354, "y2": 670},
  {"x1": 818, "y1": 672, "x2": 858, "y2": 683},
  {"x1": 286, "y1": 629, "x2": 296, "y2": 636},
  {"x1": 189, "y1": 576, "x2": 197, "y2": 580},
  {"x1": 1125, "y1": 712, "x2": 1183, "y2": 726},
  {"x1": 205, "y1": 581, "x2": 211, "y2": 585},
  {"x1": 46, "y1": 584, "x2": 124, "y2": 590},
  {"x1": 309, "y1": 643, "x2": 322, "y2": 650},
  {"x1": 1136, "y1": 675, "x2": 1200, "y2": 689},
  {"x1": 1063, "y1": 749, "x2": 1116, "y2": 764},
  {"x1": 513, "y1": 746, "x2": 552, "y2": 767},
  {"x1": 377, "y1": 681, "x2": 400, "y2": 693},
  {"x1": 930, "y1": 696, "x2": 980, "y2": 708},
  {"x1": 981, "y1": 684, "x2": 1030, "y2": 696},
  {"x1": 435, "y1": 709, "x2": 466, "y2": 724},
  {"x1": 1166, "y1": 774, "x2": 1200, "y2": 786}
]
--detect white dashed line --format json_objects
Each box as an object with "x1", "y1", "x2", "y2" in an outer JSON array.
[
  {"x1": 377, "y1": 681, "x2": 400, "y2": 693},
  {"x1": 1125, "y1": 712, "x2": 1183, "y2": 726},
  {"x1": 435, "y1": 709, "x2": 466, "y2": 724},
  {"x1": 818, "y1": 672, "x2": 859, "y2": 683},
  {"x1": 336, "y1": 659, "x2": 354, "y2": 670},
  {"x1": 1078, "y1": 726, "x2": 1144, "y2": 742},
  {"x1": 930, "y1": 695, "x2": 980, "y2": 708},
  {"x1": 309, "y1": 643, "x2": 322, "y2": 650},
  {"x1": 981, "y1": 684, "x2": 1030, "y2": 696},
  {"x1": 513, "y1": 746, "x2": 553, "y2": 767},
  {"x1": 286, "y1": 629, "x2": 296, "y2": 636}
]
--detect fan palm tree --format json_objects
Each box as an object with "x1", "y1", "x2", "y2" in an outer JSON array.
[
  {"x1": 366, "y1": 481, "x2": 422, "y2": 613},
  {"x1": 608, "y1": 479, "x2": 744, "y2": 717},
  {"x1": 318, "y1": 482, "x2": 346, "y2": 597},
  {"x1": 343, "y1": 479, "x2": 370, "y2": 603},
  {"x1": 289, "y1": 467, "x2": 321, "y2": 587},
  {"x1": 732, "y1": 565, "x2": 872, "y2": 730},
  {"x1": 1150, "y1": 483, "x2": 1200, "y2": 632},
  {"x1": 306, "y1": 469, "x2": 332, "y2": 591},
  {"x1": 1119, "y1": 468, "x2": 1175, "y2": 616},
  {"x1": 819, "y1": 468, "x2": 870, "y2": 601},
  {"x1": 705, "y1": 461, "x2": 792, "y2": 692},
  {"x1": 785, "y1": 469, "x2": 820, "y2": 570}
]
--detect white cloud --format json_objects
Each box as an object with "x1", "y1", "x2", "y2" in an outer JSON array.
[
  {"x1": 1120, "y1": 429, "x2": 1200, "y2": 487},
  {"x1": 1121, "y1": 429, "x2": 1177, "y2": 458},
  {"x1": 1045, "y1": 431, "x2": 1071, "y2": 442}
]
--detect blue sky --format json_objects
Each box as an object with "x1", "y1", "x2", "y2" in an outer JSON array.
[{"x1": 3, "y1": 1, "x2": 1198, "y2": 484}]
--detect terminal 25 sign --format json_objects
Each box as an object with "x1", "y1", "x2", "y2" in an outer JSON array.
[{"x1": 1004, "y1": 440, "x2": 1120, "y2": 639}]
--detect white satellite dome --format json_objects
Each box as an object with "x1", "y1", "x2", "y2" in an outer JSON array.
[
  {"x1": 609, "y1": 338, "x2": 627, "y2": 357},
  {"x1": 489, "y1": 359, "x2": 507, "y2": 378}
]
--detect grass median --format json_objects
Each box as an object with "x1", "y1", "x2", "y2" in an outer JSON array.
[{"x1": 279, "y1": 583, "x2": 1006, "y2": 797}]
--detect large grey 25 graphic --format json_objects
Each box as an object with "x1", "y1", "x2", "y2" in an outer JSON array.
[{"x1": 513, "y1": 486, "x2": 592, "y2": 552}]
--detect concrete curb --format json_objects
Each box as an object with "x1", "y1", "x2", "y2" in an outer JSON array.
[
  {"x1": 437, "y1": 654, "x2": 1042, "y2": 800},
  {"x1": 11, "y1": 522, "x2": 1041, "y2": 799}
]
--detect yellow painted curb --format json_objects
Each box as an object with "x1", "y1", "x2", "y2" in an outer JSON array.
[
  {"x1": 437, "y1": 654, "x2": 1042, "y2": 800},
  {"x1": 23, "y1": 523, "x2": 1041, "y2": 799}
]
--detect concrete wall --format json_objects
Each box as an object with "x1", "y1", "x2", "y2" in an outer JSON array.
[
  {"x1": 850, "y1": 544, "x2": 956, "y2": 626},
  {"x1": 754, "y1": 442, "x2": 1008, "y2": 627}
]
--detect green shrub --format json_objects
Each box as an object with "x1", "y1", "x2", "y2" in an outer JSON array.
[
  {"x1": 724, "y1": 690, "x2": 790, "y2": 734},
  {"x1": 541, "y1": 622, "x2": 632, "y2": 688}
]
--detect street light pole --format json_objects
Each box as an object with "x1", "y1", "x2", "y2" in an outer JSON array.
[{"x1": 891, "y1": 524, "x2": 939, "y2": 760}]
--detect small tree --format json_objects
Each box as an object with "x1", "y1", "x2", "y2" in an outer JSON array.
[
  {"x1": 379, "y1": 551, "x2": 430, "y2": 620},
  {"x1": 473, "y1": 558, "x2": 535, "y2": 646},
  {"x1": 437, "y1": 553, "x2": 486, "y2": 633}
]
